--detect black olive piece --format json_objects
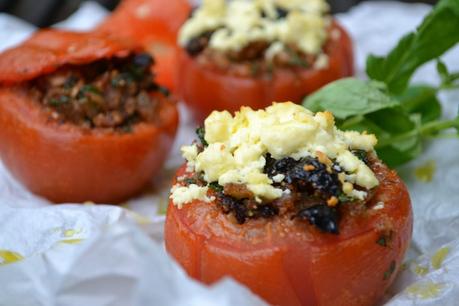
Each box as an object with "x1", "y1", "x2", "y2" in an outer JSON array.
[
  {"x1": 285, "y1": 157, "x2": 341, "y2": 197},
  {"x1": 263, "y1": 153, "x2": 276, "y2": 174},
  {"x1": 264, "y1": 155, "x2": 297, "y2": 178},
  {"x1": 185, "y1": 31, "x2": 213, "y2": 56},
  {"x1": 260, "y1": 6, "x2": 289, "y2": 19},
  {"x1": 256, "y1": 204, "x2": 279, "y2": 218},
  {"x1": 275, "y1": 6, "x2": 289, "y2": 19},
  {"x1": 233, "y1": 205, "x2": 248, "y2": 224},
  {"x1": 297, "y1": 204, "x2": 340, "y2": 234},
  {"x1": 185, "y1": 36, "x2": 207, "y2": 56},
  {"x1": 217, "y1": 193, "x2": 247, "y2": 224},
  {"x1": 133, "y1": 53, "x2": 155, "y2": 68}
]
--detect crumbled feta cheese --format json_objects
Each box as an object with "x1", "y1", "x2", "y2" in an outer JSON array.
[
  {"x1": 175, "y1": 102, "x2": 379, "y2": 204},
  {"x1": 179, "y1": 0, "x2": 330, "y2": 57},
  {"x1": 181, "y1": 144, "x2": 198, "y2": 166},
  {"x1": 272, "y1": 174, "x2": 285, "y2": 183},
  {"x1": 170, "y1": 184, "x2": 211, "y2": 208},
  {"x1": 314, "y1": 53, "x2": 329, "y2": 69}
]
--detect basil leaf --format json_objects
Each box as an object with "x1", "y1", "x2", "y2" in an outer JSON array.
[
  {"x1": 340, "y1": 109, "x2": 422, "y2": 167},
  {"x1": 437, "y1": 59, "x2": 459, "y2": 89},
  {"x1": 397, "y1": 85, "x2": 442, "y2": 124},
  {"x1": 437, "y1": 59, "x2": 450, "y2": 81},
  {"x1": 367, "y1": 107, "x2": 416, "y2": 134},
  {"x1": 377, "y1": 138, "x2": 422, "y2": 167},
  {"x1": 303, "y1": 78, "x2": 399, "y2": 119},
  {"x1": 366, "y1": 0, "x2": 459, "y2": 94}
]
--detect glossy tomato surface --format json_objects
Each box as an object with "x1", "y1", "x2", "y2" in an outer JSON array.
[
  {"x1": 97, "y1": 0, "x2": 192, "y2": 91},
  {"x1": 165, "y1": 162, "x2": 412, "y2": 306},
  {"x1": 177, "y1": 21, "x2": 354, "y2": 122},
  {"x1": 0, "y1": 88, "x2": 178, "y2": 203}
]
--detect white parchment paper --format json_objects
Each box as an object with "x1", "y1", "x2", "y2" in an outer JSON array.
[{"x1": 0, "y1": 1, "x2": 458, "y2": 305}]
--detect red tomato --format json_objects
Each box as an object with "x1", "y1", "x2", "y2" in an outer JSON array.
[
  {"x1": 165, "y1": 162, "x2": 412, "y2": 306},
  {"x1": 177, "y1": 21, "x2": 354, "y2": 122},
  {"x1": 97, "y1": 0, "x2": 192, "y2": 91},
  {"x1": 0, "y1": 30, "x2": 179, "y2": 203}
]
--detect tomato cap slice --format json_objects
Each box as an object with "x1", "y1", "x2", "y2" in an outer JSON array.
[{"x1": 0, "y1": 30, "x2": 134, "y2": 85}]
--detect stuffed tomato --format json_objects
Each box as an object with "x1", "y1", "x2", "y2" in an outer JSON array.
[
  {"x1": 176, "y1": 0, "x2": 354, "y2": 121},
  {"x1": 97, "y1": 0, "x2": 192, "y2": 91},
  {"x1": 0, "y1": 30, "x2": 178, "y2": 203},
  {"x1": 165, "y1": 102, "x2": 412, "y2": 306}
]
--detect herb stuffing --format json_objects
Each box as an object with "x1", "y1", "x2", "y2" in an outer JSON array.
[
  {"x1": 171, "y1": 102, "x2": 381, "y2": 234},
  {"x1": 32, "y1": 53, "x2": 169, "y2": 132},
  {"x1": 177, "y1": 135, "x2": 374, "y2": 234}
]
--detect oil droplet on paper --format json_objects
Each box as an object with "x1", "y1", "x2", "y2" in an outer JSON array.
[
  {"x1": 431, "y1": 247, "x2": 449, "y2": 270},
  {"x1": 414, "y1": 264, "x2": 429, "y2": 276},
  {"x1": 414, "y1": 160, "x2": 436, "y2": 183},
  {"x1": 0, "y1": 250, "x2": 23, "y2": 265},
  {"x1": 63, "y1": 229, "x2": 81, "y2": 237},
  {"x1": 60, "y1": 239, "x2": 84, "y2": 244},
  {"x1": 406, "y1": 281, "x2": 445, "y2": 299}
]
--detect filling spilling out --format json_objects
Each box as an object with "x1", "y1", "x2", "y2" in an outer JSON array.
[
  {"x1": 177, "y1": 128, "x2": 376, "y2": 235},
  {"x1": 31, "y1": 53, "x2": 170, "y2": 132},
  {"x1": 179, "y1": 0, "x2": 331, "y2": 77}
]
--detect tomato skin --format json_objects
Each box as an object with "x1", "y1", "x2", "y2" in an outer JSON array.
[
  {"x1": 0, "y1": 87, "x2": 178, "y2": 204},
  {"x1": 165, "y1": 162, "x2": 412, "y2": 306},
  {"x1": 97, "y1": 0, "x2": 191, "y2": 43},
  {"x1": 97, "y1": 0, "x2": 192, "y2": 91},
  {"x1": 177, "y1": 21, "x2": 354, "y2": 122}
]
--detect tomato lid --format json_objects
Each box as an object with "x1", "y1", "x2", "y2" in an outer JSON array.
[{"x1": 0, "y1": 30, "x2": 135, "y2": 84}]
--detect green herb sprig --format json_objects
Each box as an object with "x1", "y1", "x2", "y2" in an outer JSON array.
[{"x1": 303, "y1": 0, "x2": 459, "y2": 167}]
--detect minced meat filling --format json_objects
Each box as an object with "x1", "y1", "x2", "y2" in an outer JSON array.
[
  {"x1": 180, "y1": 135, "x2": 374, "y2": 234},
  {"x1": 31, "y1": 53, "x2": 168, "y2": 131},
  {"x1": 186, "y1": 32, "x2": 318, "y2": 77}
]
